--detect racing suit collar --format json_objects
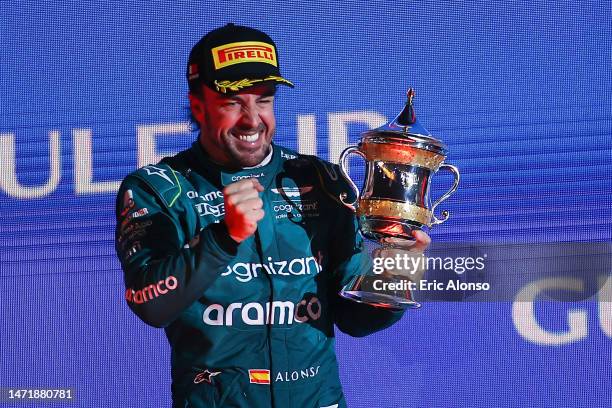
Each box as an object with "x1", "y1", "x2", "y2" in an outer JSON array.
[{"x1": 189, "y1": 141, "x2": 282, "y2": 189}]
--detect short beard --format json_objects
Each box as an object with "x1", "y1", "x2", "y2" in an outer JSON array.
[{"x1": 230, "y1": 143, "x2": 273, "y2": 168}]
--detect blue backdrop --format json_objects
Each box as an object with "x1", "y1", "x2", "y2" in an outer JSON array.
[{"x1": 1, "y1": 1, "x2": 610, "y2": 407}]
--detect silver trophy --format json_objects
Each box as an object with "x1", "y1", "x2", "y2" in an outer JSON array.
[{"x1": 338, "y1": 88, "x2": 460, "y2": 309}]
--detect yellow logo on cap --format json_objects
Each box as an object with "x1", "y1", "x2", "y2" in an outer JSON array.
[
  {"x1": 212, "y1": 41, "x2": 278, "y2": 70},
  {"x1": 214, "y1": 76, "x2": 293, "y2": 93}
]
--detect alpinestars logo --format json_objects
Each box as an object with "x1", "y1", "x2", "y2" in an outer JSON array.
[
  {"x1": 193, "y1": 369, "x2": 221, "y2": 384},
  {"x1": 143, "y1": 165, "x2": 175, "y2": 184},
  {"x1": 222, "y1": 255, "x2": 323, "y2": 283},
  {"x1": 203, "y1": 296, "x2": 321, "y2": 326}
]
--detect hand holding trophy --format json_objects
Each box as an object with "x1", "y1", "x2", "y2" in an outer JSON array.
[{"x1": 338, "y1": 88, "x2": 460, "y2": 310}]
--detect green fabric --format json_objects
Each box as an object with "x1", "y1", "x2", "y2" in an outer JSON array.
[{"x1": 115, "y1": 142, "x2": 404, "y2": 408}]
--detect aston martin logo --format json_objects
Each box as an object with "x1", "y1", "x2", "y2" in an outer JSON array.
[{"x1": 271, "y1": 186, "x2": 314, "y2": 198}]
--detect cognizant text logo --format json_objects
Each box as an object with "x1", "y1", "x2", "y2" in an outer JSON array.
[
  {"x1": 222, "y1": 256, "x2": 322, "y2": 283},
  {"x1": 203, "y1": 297, "x2": 322, "y2": 326}
]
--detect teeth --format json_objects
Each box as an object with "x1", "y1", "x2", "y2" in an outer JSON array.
[{"x1": 238, "y1": 133, "x2": 259, "y2": 142}]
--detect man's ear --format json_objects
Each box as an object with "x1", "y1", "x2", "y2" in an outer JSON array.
[{"x1": 188, "y1": 92, "x2": 205, "y2": 126}]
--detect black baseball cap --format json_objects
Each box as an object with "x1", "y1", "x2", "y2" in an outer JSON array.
[{"x1": 187, "y1": 23, "x2": 294, "y2": 94}]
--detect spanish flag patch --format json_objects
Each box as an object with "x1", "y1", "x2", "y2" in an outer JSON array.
[{"x1": 248, "y1": 369, "x2": 271, "y2": 384}]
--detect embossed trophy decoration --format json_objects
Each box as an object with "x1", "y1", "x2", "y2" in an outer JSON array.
[{"x1": 338, "y1": 88, "x2": 460, "y2": 309}]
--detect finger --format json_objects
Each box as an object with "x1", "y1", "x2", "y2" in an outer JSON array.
[
  {"x1": 227, "y1": 189, "x2": 261, "y2": 206},
  {"x1": 244, "y1": 209, "x2": 265, "y2": 229},
  {"x1": 223, "y1": 178, "x2": 260, "y2": 195},
  {"x1": 235, "y1": 198, "x2": 264, "y2": 214},
  {"x1": 223, "y1": 179, "x2": 251, "y2": 195},
  {"x1": 251, "y1": 208, "x2": 265, "y2": 221},
  {"x1": 252, "y1": 179, "x2": 264, "y2": 192},
  {"x1": 383, "y1": 237, "x2": 416, "y2": 248},
  {"x1": 411, "y1": 230, "x2": 431, "y2": 252}
]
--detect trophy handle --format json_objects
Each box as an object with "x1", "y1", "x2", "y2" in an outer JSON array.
[
  {"x1": 430, "y1": 164, "x2": 460, "y2": 226},
  {"x1": 338, "y1": 146, "x2": 365, "y2": 211}
]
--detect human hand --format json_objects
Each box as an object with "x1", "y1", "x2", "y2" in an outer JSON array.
[
  {"x1": 372, "y1": 230, "x2": 432, "y2": 279},
  {"x1": 223, "y1": 178, "x2": 265, "y2": 243},
  {"x1": 381, "y1": 230, "x2": 431, "y2": 253}
]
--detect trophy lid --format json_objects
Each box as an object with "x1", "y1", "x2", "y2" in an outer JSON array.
[{"x1": 362, "y1": 88, "x2": 447, "y2": 156}]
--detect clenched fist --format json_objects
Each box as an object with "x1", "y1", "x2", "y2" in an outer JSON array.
[{"x1": 223, "y1": 178, "x2": 265, "y2": 243}]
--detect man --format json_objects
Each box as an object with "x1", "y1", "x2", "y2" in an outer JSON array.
[{"x1": 115, "y1": 23, "x2": 429, "y2": 407}]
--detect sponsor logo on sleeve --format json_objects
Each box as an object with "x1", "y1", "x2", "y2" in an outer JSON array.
[
  {"x1": 120, "y1": 207, "x2": 150, "y2": 231},
  {"x1": 128, "y1": 207, "x2": 149, "y2": 219},
  {"x1": 121, "y1": 189, "x2": 135, "y2": 216},
  {"x1": 125, "y1": 275, "x2": 179, "y2": 304}
]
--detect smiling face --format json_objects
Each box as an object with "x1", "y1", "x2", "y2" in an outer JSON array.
[{"x1": 189, "y1": 84, "x2": 276, "y2": 168}]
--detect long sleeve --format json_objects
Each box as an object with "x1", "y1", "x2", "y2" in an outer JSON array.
[
  {"x1": 328, "y1": 206, "x2": 405, "y2": 337},
  {"x1": 115, "y1": 176, "x2": 238, "y2": 328}
]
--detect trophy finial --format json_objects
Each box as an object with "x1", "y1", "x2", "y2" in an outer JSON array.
[
  {"x1": 407, "y1": 87, "x2": 415, "y2": 105},
  {"x1": 396, "y1": 87, "x2": 417, "y2": 128},
  {"x1": 370, "y1": 86, "x2": 433, "y2": 138}
]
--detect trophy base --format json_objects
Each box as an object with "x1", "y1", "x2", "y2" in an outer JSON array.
[
  {"x1": 340, "y1": 275, "x2": 421, "y2": 310},
  {"x1": 359, "y1": 216, "x2": 423, "y2": 243}
]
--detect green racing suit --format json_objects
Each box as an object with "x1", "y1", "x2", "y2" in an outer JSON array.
[{"x1": 115, "y1": 141, "x2": 405, "y2": 407}]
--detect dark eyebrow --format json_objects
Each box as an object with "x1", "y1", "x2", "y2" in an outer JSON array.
[{"x1": 213, "y1": 94, "x2": 242, "y2": 103}]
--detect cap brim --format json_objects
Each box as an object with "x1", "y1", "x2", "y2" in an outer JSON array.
[{"x1": 268, "y1": 77, "x2": 294, "y2": 88}]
